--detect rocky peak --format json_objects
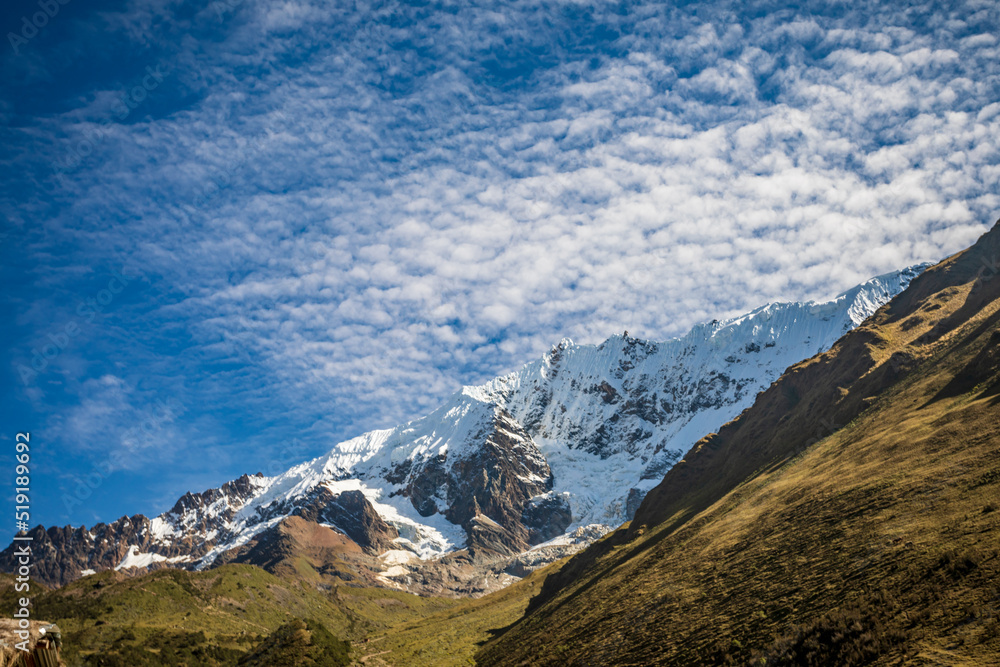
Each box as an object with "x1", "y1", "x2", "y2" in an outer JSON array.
[
  {"x1": 293, "y1": 487, "x2": 399, "y2": 553},
  {"x1": 1, "y1": 266, "x2": 927, "y2": 591}
]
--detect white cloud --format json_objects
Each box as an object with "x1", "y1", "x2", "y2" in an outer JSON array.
[{"x1": 5, "y1": 0, "x2": 1000, "y2": 504}]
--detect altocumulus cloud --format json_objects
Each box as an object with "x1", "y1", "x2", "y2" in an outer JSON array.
[{"x1": 1, "y1": 0, "x2": 998, "y2": 529}]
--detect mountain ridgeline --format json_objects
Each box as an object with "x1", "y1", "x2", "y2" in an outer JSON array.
[
  {"x1": 5, "y1": 222, "x2": 998, "y2": 666},
  {"x1": 2, "y1": 268, "x2": 926, "y2": 594},
  {"x1": 477, "y1": 220, "x2": 1000, "y2": 665},
  {"x1": 0, "y1": 266, "x2": 926, "y2": 595}
]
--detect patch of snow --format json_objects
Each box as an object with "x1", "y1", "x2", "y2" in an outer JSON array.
[
  {"x1": 139, "y1": 266, "x2": 927, "y2": 573},
  {"x1": 148, "y1": 517, "x2": 179, "y2": 543},
  {"x1": 376, "y1": 563, "x2": 413, "y2": 587},
  {"x1": 115, "y1": 546, "x2": 168, "y2": 571},
  {"x1": 530, "y1": 524, "x2": 614, "y2": 551}
]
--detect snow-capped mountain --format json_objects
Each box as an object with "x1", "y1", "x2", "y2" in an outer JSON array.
[{"x1": 3, "y1": 265, "x2": 929, "y2": 589}]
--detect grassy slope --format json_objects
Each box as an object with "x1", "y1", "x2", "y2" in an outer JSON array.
[
  {"x1": 1, "y1": 564, "x2": 459, "y2": 665},
  {"x1": 475, "y1": 222, "x2": 1000, "y2": 665},
  {"x1": 239, "y1": 618, "x2": 352, "y2": 666},
  {"x1": 13, "y1": 223, "x2": 999, "y2": 666},
  {"x1": 358, "y1": 563, "x2": 563, "y2": 667},
  {"x1": 1, "y1": 553, "x2": 560, "y2": 666},
  {"x1": 0, "y1": 555, "x2": 561, "y2": 666}
]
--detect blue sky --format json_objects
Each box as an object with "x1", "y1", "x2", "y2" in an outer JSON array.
[{"x1": 1, "y1": 0, "x2": 998, "y2": 541}]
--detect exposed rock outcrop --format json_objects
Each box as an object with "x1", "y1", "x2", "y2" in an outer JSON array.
[{"x1": 293, "y1": 488, "x2": 399, "y2": 553}]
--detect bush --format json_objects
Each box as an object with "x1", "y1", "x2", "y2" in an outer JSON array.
[
  {"x1": 754, "y1": 605, "x2": 910, "y2": 666},
  {"x1": 238, "y1": 618, "x2": 351, "y2": 666}
]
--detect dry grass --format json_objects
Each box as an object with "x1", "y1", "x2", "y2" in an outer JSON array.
[
  {"x1": 357, "y1": 564, "x2": 561, "y2": 667},
  {"x1": 472, "y1": 225, "x2": 1000, "y2": 666}
]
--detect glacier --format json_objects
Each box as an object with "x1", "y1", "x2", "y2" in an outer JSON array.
[{"x1": 183, "y1": 263, "x2": 930, "y2": 567}]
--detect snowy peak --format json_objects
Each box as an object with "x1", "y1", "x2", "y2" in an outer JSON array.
[
  {"x1": 199, "y1": 263, "x2": 929, "y2": 559},
  {"x1": 841, "y1": 265, "x2": 931, "y2": 325},
  {"x1": 2, "y1": 264, "x2": 929, "y2": 589}
]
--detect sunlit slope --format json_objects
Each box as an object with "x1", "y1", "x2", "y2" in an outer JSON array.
[
  {"x1": 478, "y1": 221, "x2": 1000, "y2": 666},
  {"x1": 355, "y1": 564, "x2": 563, "y2": 667},
  {"x1": 0, "y1": 565, "x2": 458, "y2": 665}
]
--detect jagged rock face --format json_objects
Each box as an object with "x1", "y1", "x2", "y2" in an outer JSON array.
[
  {"x1": 396, "y1": 455, "x2": 449, "y2": 518},
  {"x1": 2, "y1": 268, "x2": 925, "y2": 591},
  {"x1": 165, "y1": 473, "x2": 267, "y2": 534},
  {"x1": 169, "y1": 473, "x2": 263, "y2": 517},
  {"x1": 0, "y1": 514, "x2": 189, "y2": 587},
  {"x1": 292, "y1": 488, "x2": 399, "y2": 553},
  {"x1": 522, "y1": 494, "x2": 573, "y2": 545},
  {"x1": 0, "y1": 474, "x2": 271, "y2": 587},
  {"x1": 385, "y1": 408, "x2": 569, "y2": 556},
  {"x1": 220, "y1": 516, "x2": 371, "y2": 583},
  {"x1": 442, "y1": 411, "x2": 563, "y2": 554},
  {"x1": 1, "y1": 522, "x2": 127, "y2": 587}
]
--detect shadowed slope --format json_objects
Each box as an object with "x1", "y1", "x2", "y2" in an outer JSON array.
[{"x1": 478, "y1": 220, "x2": 1000, "y2": 666}]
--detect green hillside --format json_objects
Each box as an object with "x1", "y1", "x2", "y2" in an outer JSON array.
[
  {"x1": 356, "y1": 562, "x2": 563, "y2": 666},
  {"x1": 15, "y1": 223, "x2": 1000, "y2": 666},
  {"x1": 1, "y1": 564, "x2": 457, "y2": 665}
]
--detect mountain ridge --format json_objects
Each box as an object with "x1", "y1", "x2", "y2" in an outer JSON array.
[
  {"x1": 476, "y1": 220, "x2": 1000, "y2": 665},
  {"x1": 2, "y1": 264, "x2": 930, "y2": 591}
]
